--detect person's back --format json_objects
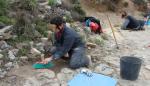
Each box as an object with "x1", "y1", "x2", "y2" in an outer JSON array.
[
  {"x1": 84, "y1": 17, "x2": 103, "y2": 34},
  {"x1": 126, "y1": 15, "x2": 139, "y2": 29},
  {"x1": 55, "y1": 25, "x2": 85, "y2": 51}
]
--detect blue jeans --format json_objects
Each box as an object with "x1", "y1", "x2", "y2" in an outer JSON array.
[
  {"x1": 49, "y1": 47, "x2": 89, "y2": 69},
  {"x1": 69, "y1": 47, "x2": 89, "y2": 69}
]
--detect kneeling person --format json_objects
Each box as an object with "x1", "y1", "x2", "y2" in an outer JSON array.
[{"x1": 43, "y1": 16, "x2": 89, "y2": 69}]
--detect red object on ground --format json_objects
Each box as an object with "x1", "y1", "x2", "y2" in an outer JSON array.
[{"x1": 90, "y1": 22, "x2": 99, "y2": 31}]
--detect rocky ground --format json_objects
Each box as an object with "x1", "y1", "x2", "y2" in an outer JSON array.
[
  {"x1": 0, "y1": 0, "x2": 150, "y2": 86},
  {"x1": 0, "y1": 13, "x2": 150, "y2": 86}
]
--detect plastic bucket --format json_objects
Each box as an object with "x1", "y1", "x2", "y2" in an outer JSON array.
[{"x1": 120, "y1": 56, "x2": 142, "y2": 80}]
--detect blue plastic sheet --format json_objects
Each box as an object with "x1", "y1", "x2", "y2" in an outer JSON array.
[{"x1": 68, "y1": 73, "x2": 117, "y2": 86}]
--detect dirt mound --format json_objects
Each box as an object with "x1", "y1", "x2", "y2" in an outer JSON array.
[{"x1": 80, "y1": 0, "x2": 136, "y2": 13}]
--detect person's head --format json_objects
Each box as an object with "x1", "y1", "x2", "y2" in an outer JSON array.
[
  {"x1": 121, "y1": 11, "x2": 128, "y2": 18},
  {"x1": 48, "y1": 16, "x2": 65, "y2": 32}
]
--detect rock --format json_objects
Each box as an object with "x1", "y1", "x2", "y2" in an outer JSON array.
[
  {"x1": 36, "y1": 43, "x2": 44, "y2": 52},
  {"x1": 0, "y1": 54, "x2": 4, "y2": 59},
  {"x1": 8, "y1": 50, "x2": 16, "y2": 60},
  {"x1": 29, "y1": 41, "x2": 34, "y2": 47},
  {"x1": 4, "y1": 62, "x2": 13, "y2": 68},
  {"x1": 49, "y1": 83, "x2": 60, "y2": 86},
  {"x1": 94, "y1": 64, "x2": 114, "y2": 75},
  {"x1": 38, "y1": 15, "x2": 45, "y2": 19},
  {"x1": 0, "y1": 71, "x2": 7, "y2": 78},
  {"x1": 0, "y1": 25, "x2": 13, "y2": 36},
  {"x1": 24, "y1": 77, "x2": 40, "y2": 86},
  {"x1": 61, "y1": 68, "x2": 74, "y2": 74},
  {"x1": 16, "y1": 42, "x2": 31, "y2": 50},
  {"x1": 86, "y1": 42, "x2": 97, "y2": 48},
  {"x1": 0, "y1": 41, "x2": 11, "y2": 50},
  {"x1": 101, "y1": 33, "x2": 109, "y2": 40},
  {"x1": 57, "y1": 72, "x2": 74, "y2": 82},
  {"x1": 20, "y1": 56, "x2": 28, "y2": 60},
  {"x1": 87, "y1": 47, "x2": 91, "y2": 50},
  {"x1": 38, "y1": 70, "x2": 55, "y2": 79},
  {"x1": 41, "y1": 37, "x2": 48, "y2": 43},
  {"x1": 11, "y1": 49, "x2": 19, "y2": 56},
  {"x1": 60, "y1": 81, "x2": 68, "y2": 86},
  {"x1": 0, "y1": 68, "x2": 2, "y2": 72},
  {"x1": 0, "y1": 23, "x2": 5, "y2": 29},
  {"x1": 38, "y1": 1, "x2": 49, "y2": 6},
  {"x1": 56, "y1": 0, "x2": 62, "y2": 5},
  {"x1": 87, "y1": 55, "x2": 93, "y2": 67},
  {"x1": 45, "y1": 5, "x2": 51, "y2": 10},
  {"x1": 30, "y1": 48, "x2": 41, "y2": 55},
  {"x1": 0, "y1": 60, "x2": 3, "y2": 66},
  {"x1": 57, "y1": 73, "x2": 67, "y2": 82},
  {"x1": 145, "y1": 65, "x2": 150, "y2": 70}
]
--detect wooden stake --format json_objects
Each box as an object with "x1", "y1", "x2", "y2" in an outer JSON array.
[{"x1": 106, "y1": 15, "x2": 119, "y2": 49}]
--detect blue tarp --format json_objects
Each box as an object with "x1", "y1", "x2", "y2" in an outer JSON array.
[{"x1": 68, "y1": 73, "x2": 117, "y2": 86}]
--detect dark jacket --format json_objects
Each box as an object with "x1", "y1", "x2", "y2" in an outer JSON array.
[
  {"x1": 52, "y1": 25, "x2": 85, "y2": 59},
  {"x1": 126, "y1": 16, "x2": 139, "y2": 28}
]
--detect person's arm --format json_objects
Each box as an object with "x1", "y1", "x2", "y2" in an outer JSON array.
[
  {"x1": 121, "y1": 19, "x2": 130, "y2": 30},
  {"x1": 52, "y1": 35, "x2": 75, "y2": 59}
]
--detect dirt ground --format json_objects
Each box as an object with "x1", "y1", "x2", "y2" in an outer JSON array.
[{"x1": 1, "y1": 12, "x2": 150, "y2": 86}]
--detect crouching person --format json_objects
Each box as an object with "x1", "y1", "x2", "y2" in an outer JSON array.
[
  {"x1": 42, "y1": 16, "x2": 89, "y2": 69},
  {"x1": 121, "y1": 11, "x2": 145, "y2": 30},
  {"x1": 84, "y1": 17, "x2": 103, "y2": 34}
]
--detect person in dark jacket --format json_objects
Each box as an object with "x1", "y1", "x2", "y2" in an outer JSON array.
[
  {"x1": 42, "y1": 16, "x2": 89, "y2": 69},
  {"x1": 121, "y1": 11, "x2": 145, "y2": 30}
]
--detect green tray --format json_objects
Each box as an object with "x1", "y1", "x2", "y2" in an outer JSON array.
[{"x1": 32, "y1": 62, "x2": 54, "y2": 69}]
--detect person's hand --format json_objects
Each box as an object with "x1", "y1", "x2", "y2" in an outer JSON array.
[
  {"x1": 40, "y1": 57, "x2": 53, "y2": 64},
  {"x1": 37, "y1": 57, "x2": 52, "y2": 64}
]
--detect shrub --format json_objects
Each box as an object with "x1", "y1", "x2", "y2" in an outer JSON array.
[
  {"x1": 7, "y1": 36, "x2": 32, "y2": 46},
  {"x1": 63, "y1": 15, "x2": 73, "y2": 22},
  {"x1": 21, "y1": 0, "x2": 37, "y2": 11},
  {"x1": 0, "y1": 16, "x2": 15, "y2": 25},
  {"x1": 123, "y1": 1, "x2": 129, "y2": 8},
  {"x1": 35, "y1": 19, "x2": 48, "y2": 37},
  {"x1": 71, "y1": 11, "x2": 85, "y2": 21},
  {"x1": 73, "y1": 4, "x2": 86, "y2": 16},
  {"x1": 18, "y1": 44, "x2": 31, "y2": 56},
  {"x1": 94, "y1": 37, "x2": 105, "y2": 46},
  {"x1": 0, "y1": 0, "x2": 9, "y2": 16},
  {"x1": 48, "y1": 0, "x2": 56, "y2": 6},
  {"x1": 71, "y1": 0, "x2": 80, "y2": 4}
]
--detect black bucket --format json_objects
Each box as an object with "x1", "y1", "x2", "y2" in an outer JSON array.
[{"x1": 120, "y1": 56, "x2": 142, "y2": 80}]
